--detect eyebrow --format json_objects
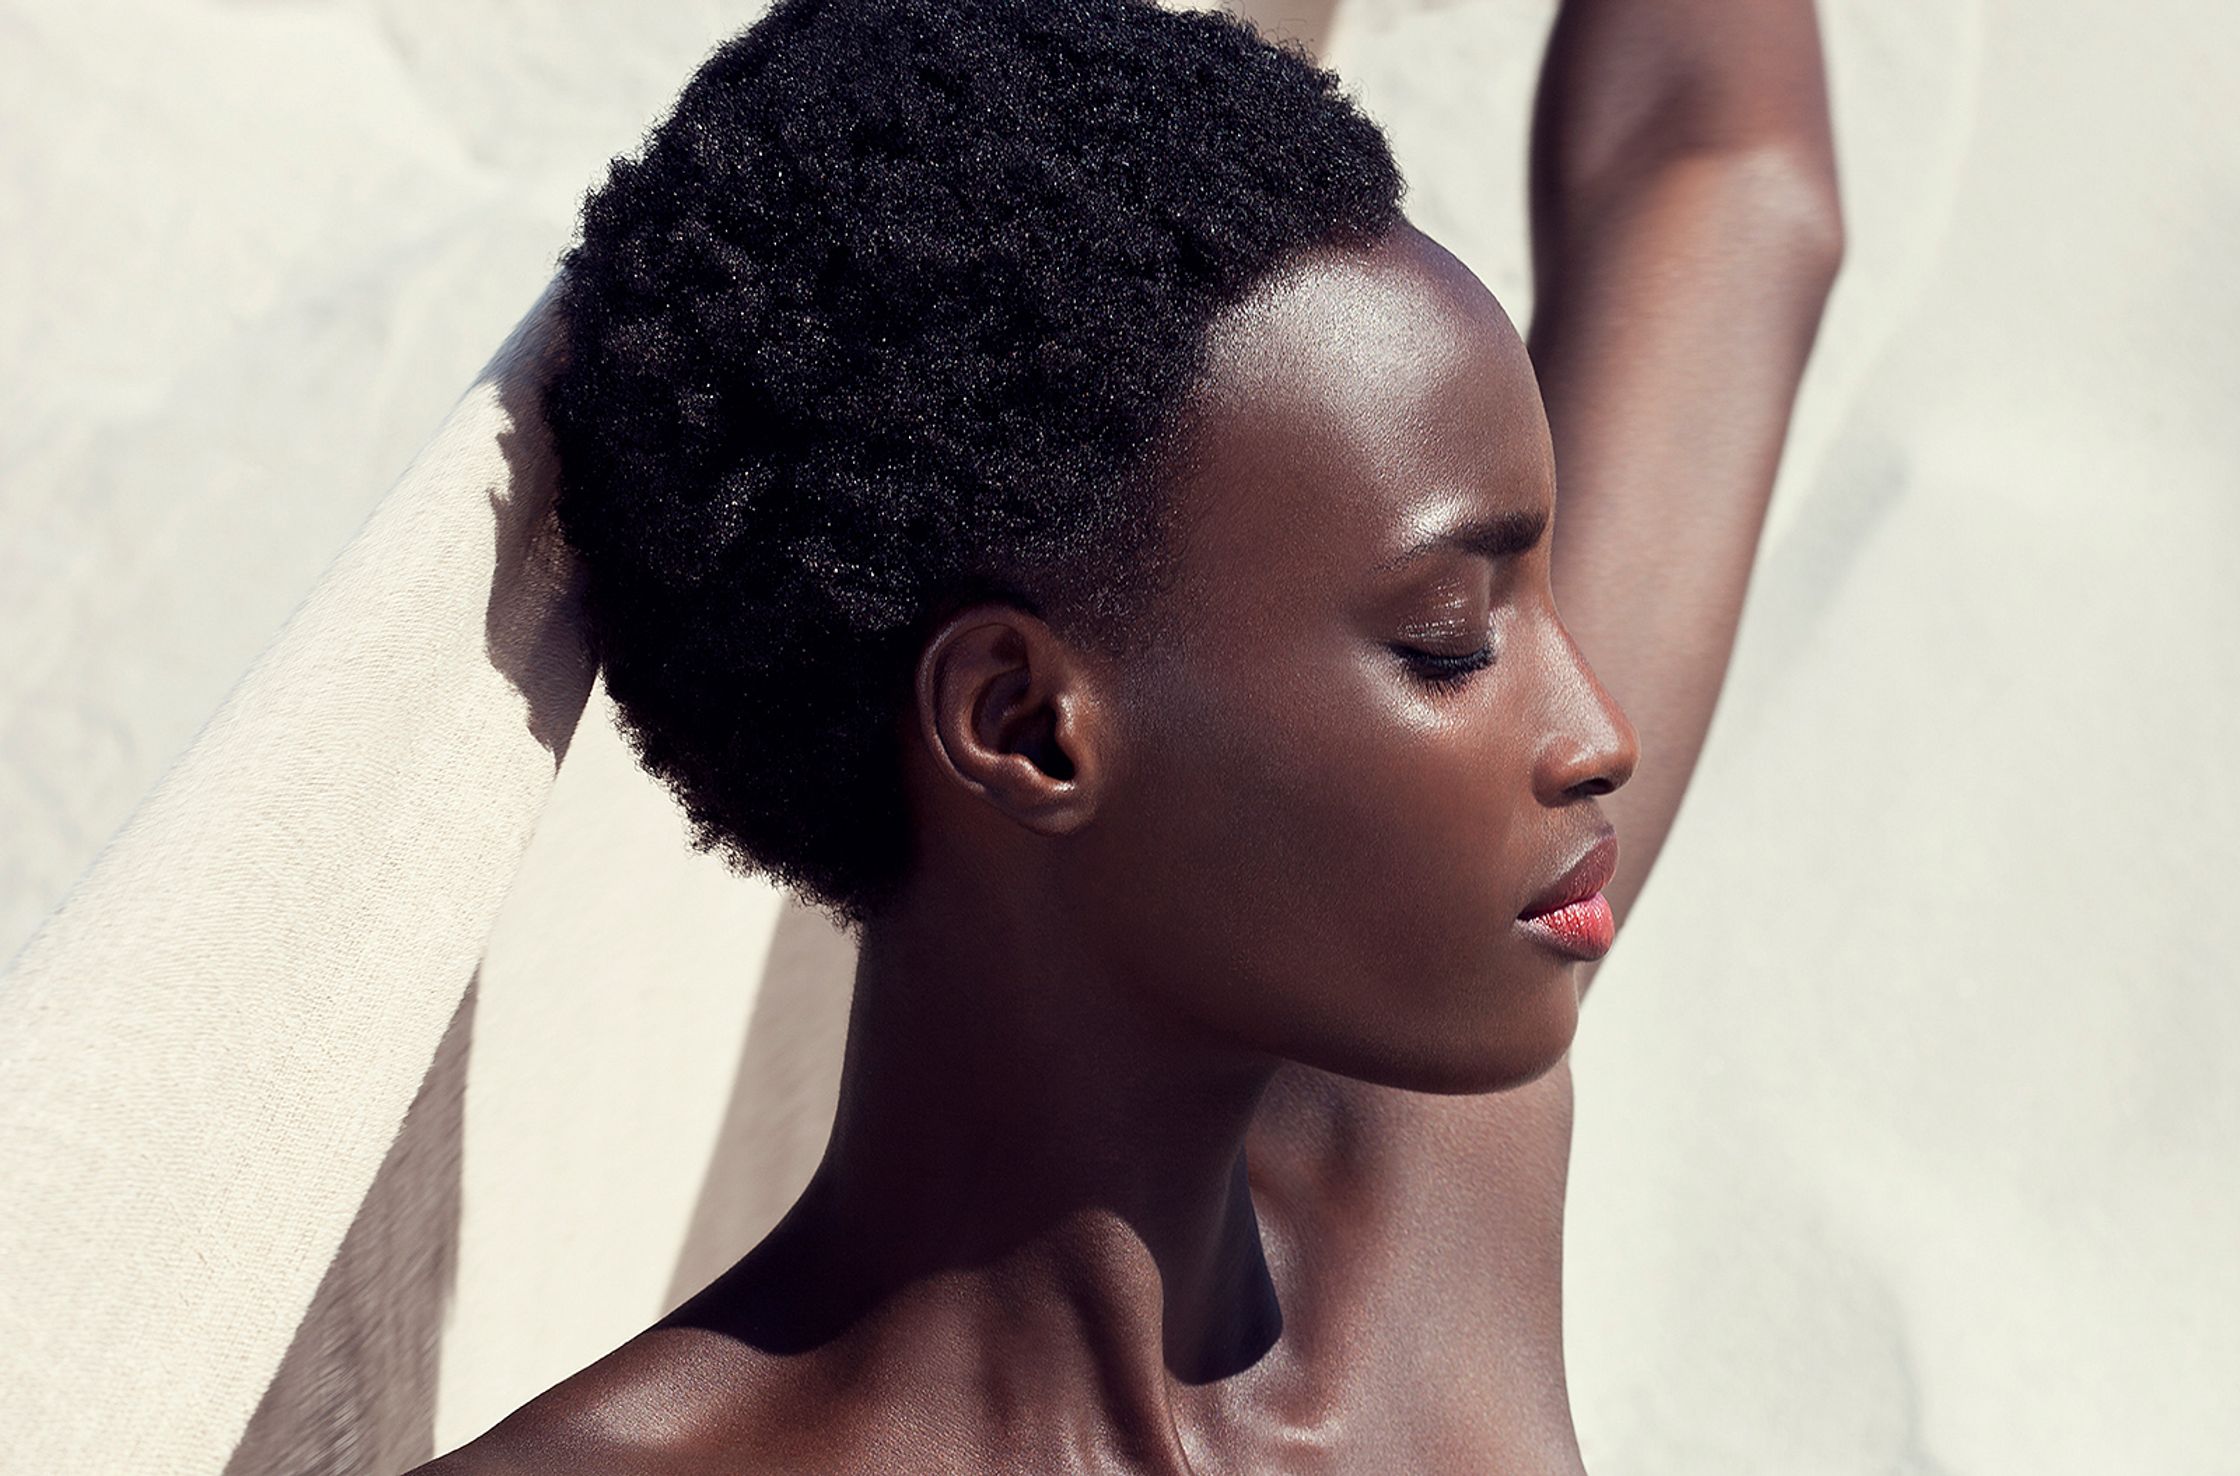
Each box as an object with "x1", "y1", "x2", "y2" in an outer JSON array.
[{"x1": 1375, "y1": 506, "x2": 1550, "y2": 571}]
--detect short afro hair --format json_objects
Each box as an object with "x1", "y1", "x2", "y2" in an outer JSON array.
[{"x1": 547, "y1": 0, "x2": 1404, "y2": 928}]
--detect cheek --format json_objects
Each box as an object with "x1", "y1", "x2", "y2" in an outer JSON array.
[{"x1": 1099, "y1": 656, "x2": 1560, "y2": 1084}]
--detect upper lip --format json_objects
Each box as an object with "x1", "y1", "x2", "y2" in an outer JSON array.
[{"x1": 1520, "y1": 830, "x2": 1619, "y2": 918}]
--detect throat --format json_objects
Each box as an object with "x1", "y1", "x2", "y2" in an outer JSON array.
[{"x1": 664, "y1": 907, "x2": 1291, "y2": 1465}]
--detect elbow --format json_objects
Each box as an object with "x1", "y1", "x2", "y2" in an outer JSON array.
[
  {"x1": 1534, "y1": 131, "x2": 1849, "y2": 308},
  {"x1": 1730, "y1": 139, "x2": 1847, "y2": 294},
  {"x1": 1782, "y1": 165, "x2": 1846, "y2": 293},
  {"x1": 1605, "y1": 136, "x2": 1845, "y2": 304}
]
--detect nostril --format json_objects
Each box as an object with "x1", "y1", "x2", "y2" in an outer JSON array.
[{"x1": 1567, "y1": 774, "x2": 1616, "y2": 799}]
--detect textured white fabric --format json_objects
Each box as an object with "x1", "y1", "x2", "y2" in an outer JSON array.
[
  {"x1": 0, "y1": 289, "x2": 594, "y2": 1472},
  {"x1": 3, "y1": 1, "x2": 2236, "y2": 1473}
]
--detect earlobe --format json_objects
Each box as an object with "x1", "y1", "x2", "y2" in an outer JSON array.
[{"x1": 915, "y1": 605, "x2": 1101, "y2": 835}]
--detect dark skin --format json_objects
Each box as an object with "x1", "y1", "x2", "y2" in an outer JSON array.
[{"x1": 421, "y1": 2, "x2": 1840, "y2": 1469}]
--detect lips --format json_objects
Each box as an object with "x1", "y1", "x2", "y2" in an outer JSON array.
[{"x1": 1517, "y1": 831, "x2": 1619, "y2": 961}]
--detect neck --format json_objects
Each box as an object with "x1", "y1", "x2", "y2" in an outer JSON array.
[{"x1": 680, "y1": 873, "x2": 1285, "y2": 1462}]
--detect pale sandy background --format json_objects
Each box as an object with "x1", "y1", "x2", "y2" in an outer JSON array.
[{"x1": 4, "y1": 0, "x2": 2236, "y2": 1471}]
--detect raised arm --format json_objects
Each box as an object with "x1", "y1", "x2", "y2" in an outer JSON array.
[{"x1": 1527, "y1": 0, "x2": 1843, "y2": 975}]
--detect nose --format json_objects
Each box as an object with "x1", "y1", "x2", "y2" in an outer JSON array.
[{"x1": 1532, "y1": 623, "x2": 1638, "y2": 805}]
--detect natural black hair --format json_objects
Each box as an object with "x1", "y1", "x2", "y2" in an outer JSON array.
[{"x1": 546, "y1": 0, "x2": 1404, "y2": 928}]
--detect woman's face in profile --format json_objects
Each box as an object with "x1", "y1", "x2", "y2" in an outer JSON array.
[{"x1": 1077, "y1": 220, "x2": 1637, "y2": 1094}]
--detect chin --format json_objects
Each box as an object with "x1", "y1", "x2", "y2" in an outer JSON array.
[
  {"x1": 1441, "y1": 1035, "x2": 1576, "y2": 1095},
  {"x1": 1321, "y1": 974, "x2": 1582, "y2": 1096}
]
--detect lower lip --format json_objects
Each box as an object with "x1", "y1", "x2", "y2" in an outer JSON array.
[{"x1": 1517, "y1": 893, "x2": 1615, "y2": 961}]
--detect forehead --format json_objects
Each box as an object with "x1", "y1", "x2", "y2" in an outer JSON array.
[{"x1": 1161, "y1": 223, "x2": 1551, "y2": 613}]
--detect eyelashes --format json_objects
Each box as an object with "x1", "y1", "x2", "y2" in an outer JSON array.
[{"x1": 1394, "y1": 641, "x2": 1495, "y2": 688}]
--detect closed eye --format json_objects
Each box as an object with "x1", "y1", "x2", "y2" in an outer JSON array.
[{"x1": 1395, "y1": 641, "x2": 1494, "y2": 687}]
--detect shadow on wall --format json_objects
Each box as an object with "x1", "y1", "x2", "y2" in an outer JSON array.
[
  {"x1": 665, "y1": 896, "x2": 857, "y2": 1310},
  {"x1": 482, "y1": 282, "x2": 594, "y2": 770},
  {"x1": 219, "y1": 896, "x2": 857, "y2": 1475}
]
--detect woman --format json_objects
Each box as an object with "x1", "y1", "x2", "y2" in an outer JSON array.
[{"x1": 422, "y1": 0, "x2": 1838, "y2": 1469}]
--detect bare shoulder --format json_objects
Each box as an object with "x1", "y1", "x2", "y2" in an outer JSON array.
[{"x1": 408, "y1": 1325, "x2": 825, "y2": 1476}]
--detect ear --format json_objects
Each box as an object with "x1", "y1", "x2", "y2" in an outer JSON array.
[{"x1": 913, "y1": 602, "x2": 1112, "y2": 837}]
